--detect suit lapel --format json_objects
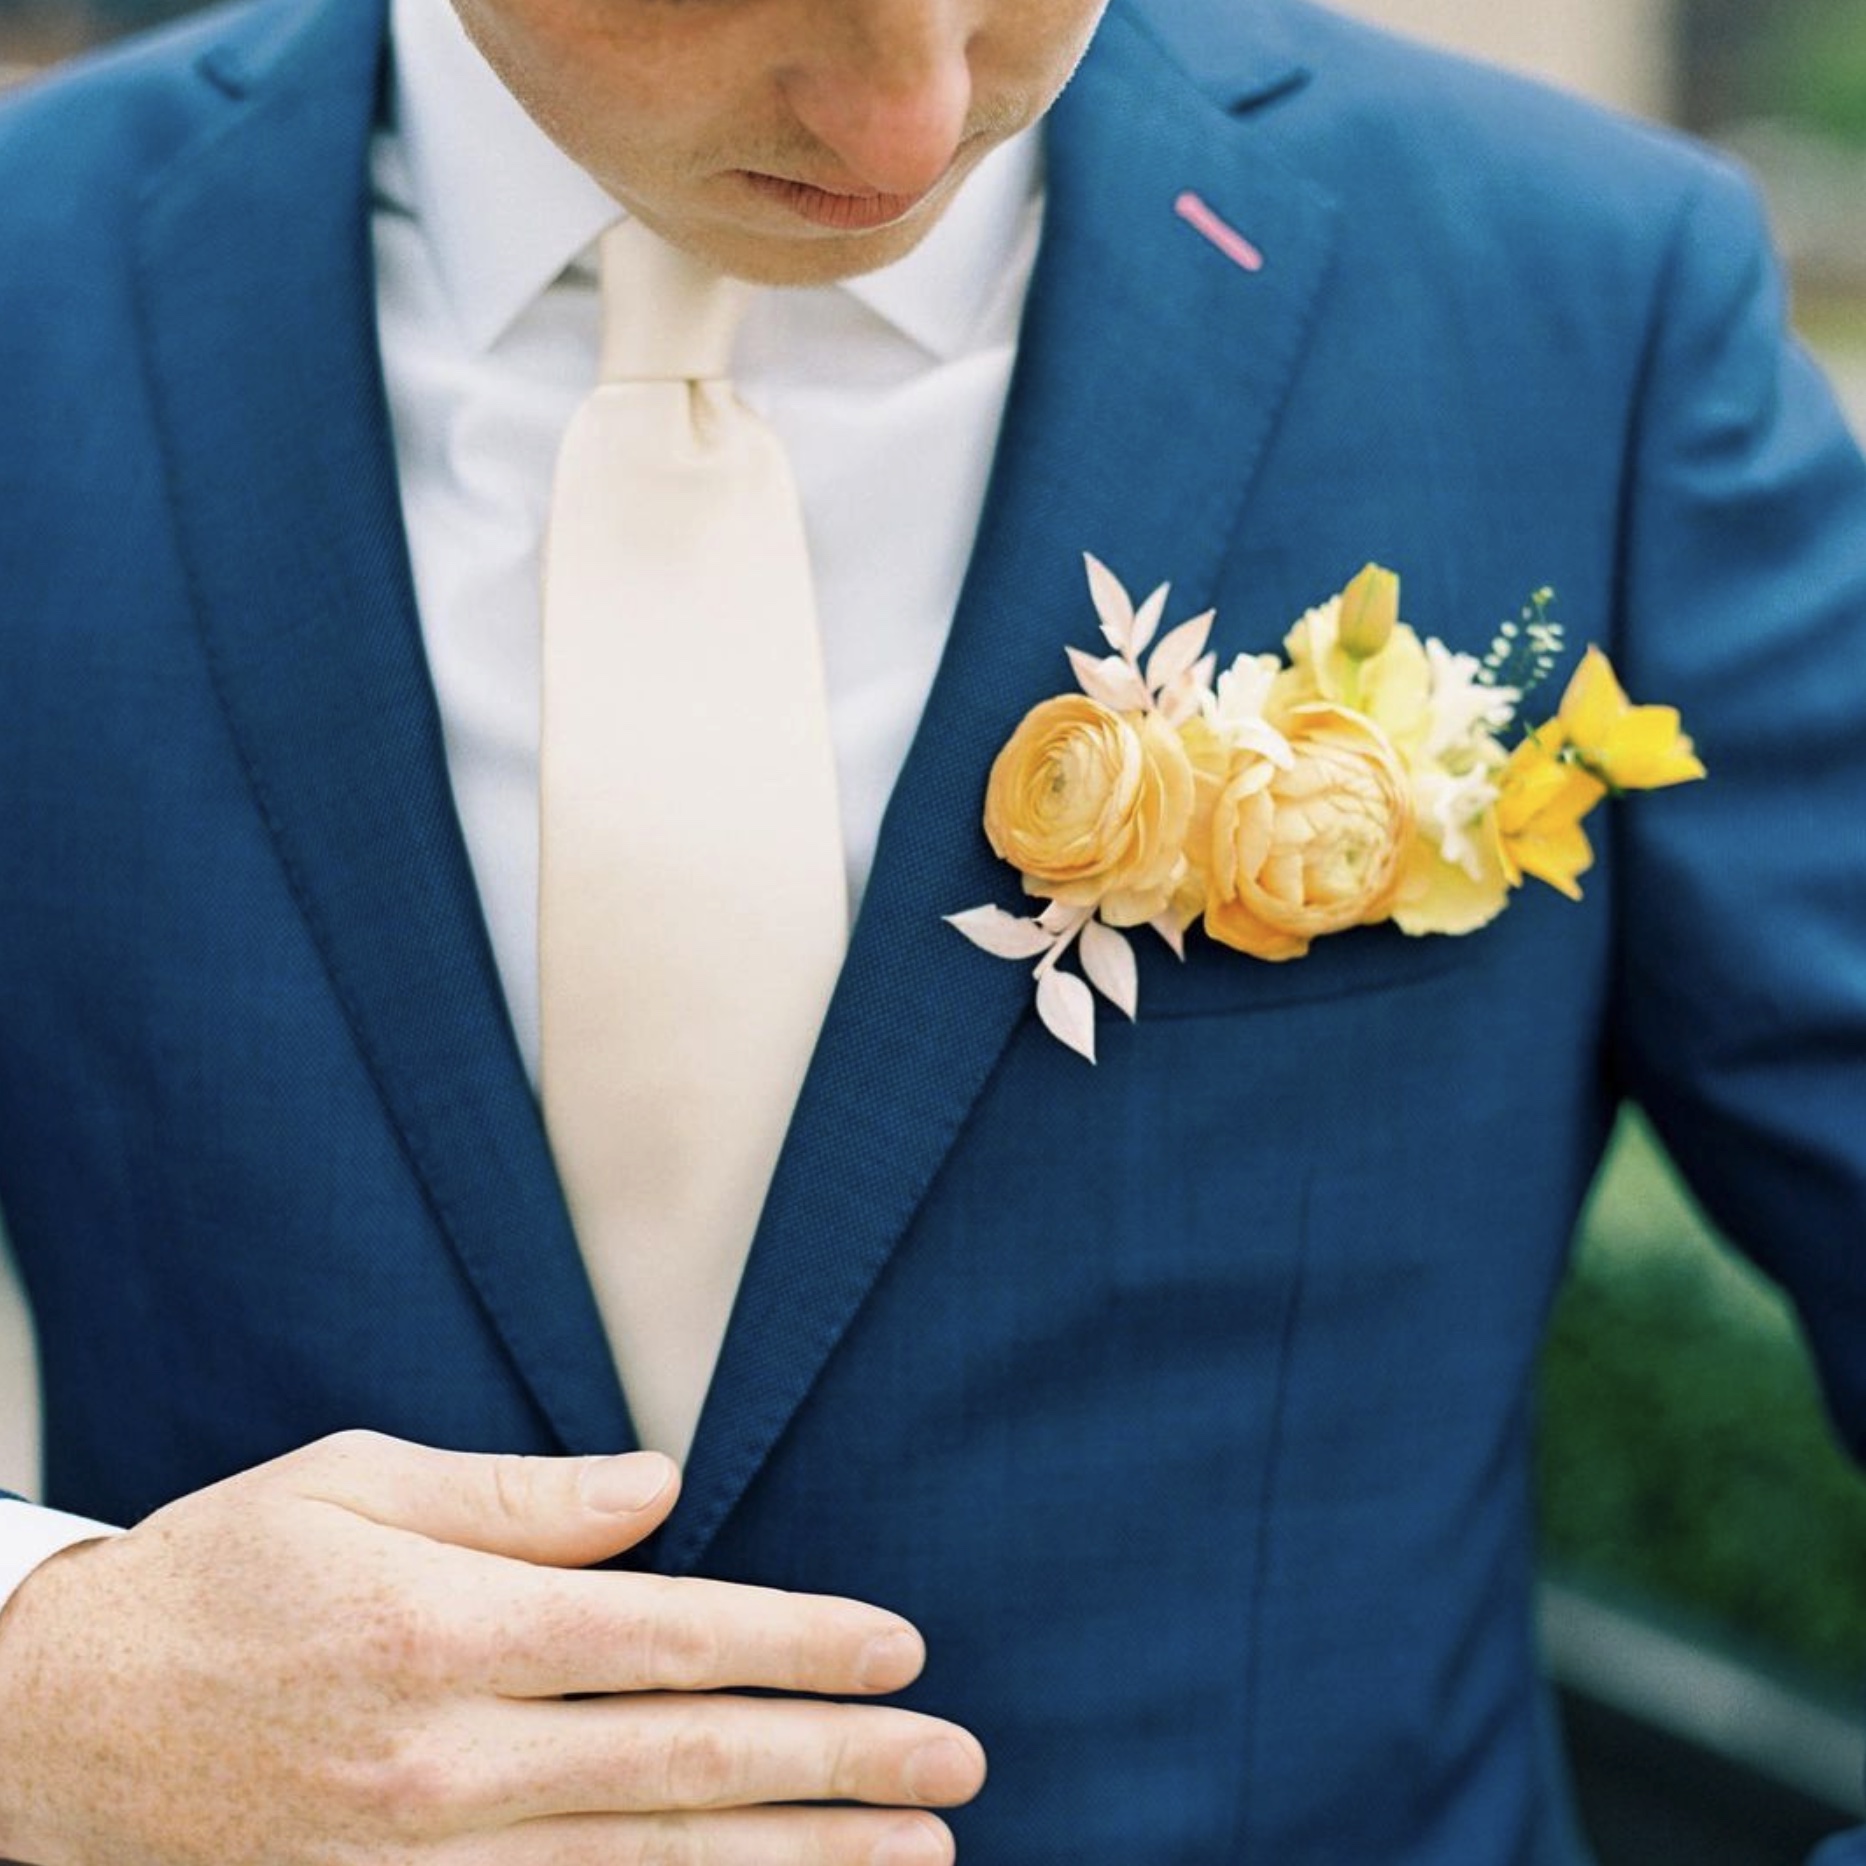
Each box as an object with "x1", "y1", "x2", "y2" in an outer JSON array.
[
  {"x1": 663, "y1": 0, "x2": 1340, "y2": 1571},
  {"x1": 134, "y1": 0, "x2": 633, "y2": 1456}
]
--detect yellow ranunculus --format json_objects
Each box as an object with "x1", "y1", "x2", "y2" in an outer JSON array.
[
  {"x1": 1392, "y1": 760, "x2": 1512, "y2": 937},
  {"x1": 983, "y1": 695, "x2": 1195, "y2": 926},
  {"x1": 1496, "y1": 728, "x2": 1608, "y2": 900},
  {"x1": 1394, "y1": 823, "x2": 1512, "y2": 936},
  {"x1": 1557, "y1": 647, "x2": 1707, "y2": 790},
  {"x1": 1202, "y1": 704, "x2": 1414, "y2": 961}
]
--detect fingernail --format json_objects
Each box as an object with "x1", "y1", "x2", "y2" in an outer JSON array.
[
  {"x1": 856, "y1": 1627, "x2": 922, "y2": 1691},
  {"x1": 872, "y1": 1816, "x2": 951, "y2": 1866},
  {"x1": 904, "y1": 1736, "x2": 978, "y2": 1804},
  {"x1": 579, "y1": 1453, "x2": 673, "y2": 1514}
]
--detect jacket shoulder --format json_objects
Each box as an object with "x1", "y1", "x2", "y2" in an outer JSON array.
[
  {"x1": 1259, "y1": 0, "x2": 1757, "y2": 247},
  {"x1": 0, "y1": 0, "x2": 293, "y2": 262}
]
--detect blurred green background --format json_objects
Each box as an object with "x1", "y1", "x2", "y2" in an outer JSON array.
[
  {"x1": 1684, "y1": 0, "x2": 1866, "y2": 148},
  {"x1": 1542, "y1": 1119, "x2": 1866, "y2": 1696}
]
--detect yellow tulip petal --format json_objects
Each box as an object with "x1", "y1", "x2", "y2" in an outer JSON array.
[
  {"x1": 1338, "y1": 563, "x2": 1400, "y2": 660},
  {"x1": 1599, "y1": 707, "x2": 1707, "y2": 790},
  {"x1": 1496, "y1": 729, "x2": 1607, "y2": 902},
  {"x1": 1506, "y1": 818, "x2": 1596, "y2": 901},
  {"x1": 1553, "y1": 647, "x2": 1707, "y2": 791},
  {"x1": 1557, "y1": 646, "x2": 1630, "y2": 753}
]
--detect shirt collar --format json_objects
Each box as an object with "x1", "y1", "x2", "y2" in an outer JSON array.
[{"x1": 384, "y1": 0, "x2": 1042, "y2": 361}]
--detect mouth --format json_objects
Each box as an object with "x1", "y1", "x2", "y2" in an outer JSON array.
[{"x1": 735, "y1": 170, "x2": 936, "y2": 233}]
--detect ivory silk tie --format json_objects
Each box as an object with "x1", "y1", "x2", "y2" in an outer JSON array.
[{"x1": 539, "y1": 218, "x2": 847, "y2": 1465}]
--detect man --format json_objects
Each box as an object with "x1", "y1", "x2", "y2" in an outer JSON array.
[{"x1": 0, "y1": 0, "x2": 1864, "y2": 1854}]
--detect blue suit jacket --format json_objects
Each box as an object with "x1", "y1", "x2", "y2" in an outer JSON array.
[{"x1": 4, "y1": 0, "x2": 1866, "y2": 1857}]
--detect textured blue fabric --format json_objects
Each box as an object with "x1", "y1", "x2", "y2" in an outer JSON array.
[{"x1": 2, "y1": 0, "x2": 1865, "y2": 1859}]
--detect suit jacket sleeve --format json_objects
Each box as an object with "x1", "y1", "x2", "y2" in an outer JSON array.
[
  {"x1": 1603, "y1": 150, "x2": 1866, "y2": 1862},
  {"x1": 1609, "y1": 151, "x2": 1866, "y2": 1457}
]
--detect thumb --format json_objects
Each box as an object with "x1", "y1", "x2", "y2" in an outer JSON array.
[{"x1": 288, "y1": 1431, "x2": 680, "y2": 1567}]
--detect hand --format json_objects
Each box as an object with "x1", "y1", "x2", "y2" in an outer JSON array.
[{"x1": 0, "y1": 1431, "x2": 984, "y2": 1865}]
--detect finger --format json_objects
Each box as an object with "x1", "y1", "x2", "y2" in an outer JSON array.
[
  {"x1": 287, "y1": 1431, "x2": 681, "y2": 1567},
  {"x1": 457, "y1": 1806, "x2": 956, "y2": 1866},
  {"x1": 479, "y1": 1570, "x2": 926, "y2": 1698},
  {"x1": 443, "y1": 1694, "x2": 986, "y2": 1821}
]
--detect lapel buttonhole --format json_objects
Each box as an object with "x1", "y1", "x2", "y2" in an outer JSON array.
[{"x1": 1174, "y1": 191, "x2": 1266, "y2": 273}]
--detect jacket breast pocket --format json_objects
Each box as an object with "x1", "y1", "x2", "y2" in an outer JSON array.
[{"x1": 1134, "y1": 920, "x2": 1467, "y2": 1022}]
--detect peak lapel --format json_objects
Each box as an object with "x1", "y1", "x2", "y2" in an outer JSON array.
[
  {"x1": 661, "y1": 0, "x2": 1340, "y2": 1573},
  {"x1": 134, "y1": 0, "x2": 632, "y2": 1456}
]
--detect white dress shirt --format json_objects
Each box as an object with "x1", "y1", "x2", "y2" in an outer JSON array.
[
  {"x1": 0, "y1": 0, "x2": 1042, "y2": 1592},
  {"x1": 380, "y1": 0, "x2": 1042, "y2": 1078}
]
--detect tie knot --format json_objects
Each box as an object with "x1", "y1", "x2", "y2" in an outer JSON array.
[{"x1": 597, "y1": 218, "x2": 750, "y2": 384}]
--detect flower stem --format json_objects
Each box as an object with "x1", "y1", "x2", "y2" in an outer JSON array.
[{"x1": 1033, "y1": 907, "x2": 1093, "y2": 979}]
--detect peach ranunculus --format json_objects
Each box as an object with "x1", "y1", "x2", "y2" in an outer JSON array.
[
  {"x1": 1163, "y1": 711, "x2": 1244, "y2": 933},
  {"x1": 983, "y1": 694, "x2": 1196, "y2": 927},
  {"x1": 1202, "y1": 703, "x2": 1415, "y2": 961},
  {"x1": 1280, "y1": 570, "x2": 1524, "y2": 941}
]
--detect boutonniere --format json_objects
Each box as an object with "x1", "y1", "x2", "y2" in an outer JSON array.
[{"x1": 947, "y1": 558, "x2": 1705, "y2": 1061}]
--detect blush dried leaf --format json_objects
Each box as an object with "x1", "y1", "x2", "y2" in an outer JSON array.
[
  {"x1": 1156, "y1": 675, "x2": 1202, "y2": 727},
  {"x1": 944, "y1": 905, "x2": 1057, "y2": 961},
  {"x1": 1080, "y1": 919, "x2": 1139, "y2": 1020},
  {"x1": 1067, "y1": 647, "x2": 1151, "y2": 713},
  {"x1": 1130, "y1": 583, "x2": 1171, "y2": 658},
  {"x1": 1084, "y1": 553, "x2": 1136, "y2": 655},
  {"x1": 1150, "y1": 914, "x2": 1187, "y2": 960},
  {"x1": 1035, "y1": 968, "x2": 1097, "y2": 1063},
  {"x1": 1146, "y1": 610, "x2": 1215, "y2": 694}
]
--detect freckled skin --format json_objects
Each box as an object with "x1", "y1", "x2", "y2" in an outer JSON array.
[
  {"x1": 0, "y1": 1435, "x2": 985, "y2": 1863},
  {"x1": 448, "y1": 0, "x2": 1107, "y2": 284}
]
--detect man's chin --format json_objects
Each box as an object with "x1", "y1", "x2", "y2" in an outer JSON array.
[
  {"x1": 713, "y1": 222, "x2": 946, "y2": 287},
  {"x1": 625, "y1": 179, "x2": 966, "y2": 288}
]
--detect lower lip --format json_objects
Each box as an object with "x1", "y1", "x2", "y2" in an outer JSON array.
[{"x1": 738, "y1": 171, "x2": 928, "y2": 232}]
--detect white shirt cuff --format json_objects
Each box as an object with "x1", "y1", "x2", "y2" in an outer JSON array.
[{"x1": 0, "y1": 1498, "x2": 121, "y2": 1618}]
